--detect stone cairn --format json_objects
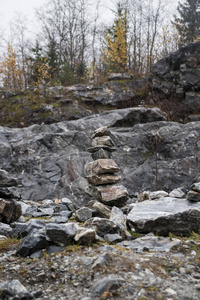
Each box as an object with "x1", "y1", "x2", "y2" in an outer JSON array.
[{"x1": 86, "y1": 127, "x2": 129, "y2": 207}]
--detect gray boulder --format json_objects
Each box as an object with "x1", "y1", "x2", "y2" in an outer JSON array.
[
  {"x1": 0, "y1": 198, "x2": 22, "y2": 224},
  {"x1": 74, "y1": 228, "x2": 96, "y2": 245},
  {"x1": 84, "y1": 217, "x2": 120, "y2": 238},
  {"x1": 127, "y1": 197, "x2": 200, "y2": 236},
  {"x1": 0, "y1": 279, "x2": 35, "y2": 300},
  {"x1": 46, "y1": 222, "x2": 77, "y2": 246},
  {"x1": 16, "y1": 228, "x2": 49, "y2": 257}
]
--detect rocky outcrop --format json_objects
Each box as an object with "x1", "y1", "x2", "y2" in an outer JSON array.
[
  {"x1": 0, "y1": 107, "x2": 199, "y2": 205},
  {"x1": 67, "y1": 78, "x2": 148, "y2": 108},
  {"x1": 149, "y1": 41, "x2": 200, "y2": 118}
]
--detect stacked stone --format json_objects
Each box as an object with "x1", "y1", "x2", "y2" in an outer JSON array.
[{"x1": 86, "y1": 127, "x2": 129, "y2": 207}]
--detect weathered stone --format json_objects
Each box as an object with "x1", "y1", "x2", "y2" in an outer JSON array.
[
  {"x1": 187, "y1": 190, "x2": 200, "y2": 202},
  {"x1": 118, "y1": 233, "x2": 181, "y2": 252},
  {"x1": 0, "y1": 222, "x2": 13, "y2": 237},
  {"x1": 92, "y1": 136, "x2": 115, "y2": 148},
  {"x1": 87, "y1": 201, "x2": 111, "y2": 218},
  {"x1": 127, "y1": 197, "x2": 200, "y2": 236},
  {"x1": 91, "y1": 127, "x2": 111, "y2": 138},
  {"x1": 137, "y1": 191, "x2": 150, "y2": 202},
  {"x1": 104, "y1": 233, "x2": 123, "y2": 244},
  {"x1": 87, "y1": 174, "x2": 121, "y2": 186},
  {"x1": 110, "y1": 206, "x2": 126, "y2": 230},
  {"x1": 46, "y1": 223, "x2": 77, "y2": 246},
  {"x1": 91, "y1": 148, "x2": 112, "y2": 160},
  {"x1": 0, "y1": 169, "x2": 17, "y2": 187},
  {"x1": 49, "y1": 216, "x2": 68, "y2": 223},
  {"x1": 74, "y1": 228, "x2": 96, "y2": 245},
  {"x1": 75, "y1": 207, "x2": 93, "y2": 222},
  {"x1": 86, "y1": 159, "x2": 120, "y2": 175},
  {"x1": 0, "y1": 187, "x2": 20, "y2": 199},
  {"x1": 84, "y1": 217, "x2": 120, "y2": 237},
  {"x1": 91, "y1": 252, "x2": 110, "y2": 269},
  {"x1": 16, "y1": 228, "x2": 49, "y2": 257},
  {"x1": 191, "y1": 182, "x2": 200, "y2": 193},
  {"x1": 90, "y1": 185, "x2": 128, "y2": 207},
  {"x1": 58, "y1": 197, "x2": 76, "y2": 211},
  {"x1": 149, "y1": 191, "x2": 169, "y2": 199},
  {"x1": 0, "y1": 198, "x2": 22, "y2": 224},
  {"x1": 169, "y1": 188, "x2": 186, "y2": 198},
  {"x1": 16, "y1": 219, "x2": 46, "y2": 238},
  {"x1": 88, "y1": 146, "x2": 116, "y2": 153},
  {"x1": 91, "y1": 276, "x2": 125, "y2": 297},
  {"x1": 0, "y1": 279, "x2": 35, "y2": 300}
]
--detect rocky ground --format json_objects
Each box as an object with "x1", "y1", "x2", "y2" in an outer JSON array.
[{"x1": 0, "y1": 233, "x2": 200, "y2": 300}]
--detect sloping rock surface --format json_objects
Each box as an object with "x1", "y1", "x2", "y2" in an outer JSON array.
[{"x1": 0, "y1": 107, "x2": 199, "y2": 204}]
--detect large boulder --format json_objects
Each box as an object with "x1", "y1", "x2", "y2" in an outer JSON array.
[{"x1": 127, "y1": 197, "x2": 200, "y2": 236}]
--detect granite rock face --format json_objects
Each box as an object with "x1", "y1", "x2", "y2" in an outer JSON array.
[{"x1": 0, "y1": 107, "x2": 199, "y2": 205}]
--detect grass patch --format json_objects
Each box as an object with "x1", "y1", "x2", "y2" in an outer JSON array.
[{"x1": 0, "y1": 238, "x2": 20, "y2": 253}]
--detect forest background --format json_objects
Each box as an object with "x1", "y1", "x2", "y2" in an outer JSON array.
[{"x1": 0, "y1": 0, "x2": 199, "y2": 90}]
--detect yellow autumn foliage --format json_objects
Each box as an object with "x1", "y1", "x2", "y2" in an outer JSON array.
[
  {"x1": 0, "y1": 44, "x2": 24, "y2": 90},
  {"x1": 103, "y1": 9, "x2": 128, "y2": 73}
]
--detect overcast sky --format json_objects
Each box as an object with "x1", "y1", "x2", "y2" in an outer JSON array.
[{"x1": 0, "y1": 0, "x2": 43, "y2": 27}]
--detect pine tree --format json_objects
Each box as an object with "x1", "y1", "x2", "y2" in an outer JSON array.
[
  {"x1": 172, "y1": 0, "x2": 200, "y2": 46},
  {"x1": 103, "y1": 2, "x2": 128, "y2": 73}
]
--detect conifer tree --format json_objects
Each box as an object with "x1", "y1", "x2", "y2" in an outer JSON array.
[
  {"x1": 103, "y1": 2, "x2": 128, "y2": 73},
  {"x1": 172, "y1": 0, "x2": 200, "y2": 46}
]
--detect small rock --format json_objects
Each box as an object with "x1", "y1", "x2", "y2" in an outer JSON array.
[
  {"x1": 74, "y1": 228, "x2": 96, "y2": 245},
  {"x1": 169, "y1": 188, "x2": 186, "y2": 198},
  {"x1": 87, "y1": 201, "x2": 111, "y2": 219},
  {"x1": 75, "y1": 207, "x2": 93, "y2": 222},
  {"x1": 187, "y1": 190, "x2": 200, "y2": 202},
  {"x1": 191, "y1": 182, "x2": 200, "y2": 192},
  {"x1": 91, "y1": 252, "x2": 110, "y2": 269},
  {"x1": 84, "y1": 217, "x2": 119, "y2": 238},
  {"x1": 104, "y1": 233, "x2": 123, "y2": 244},
  {"x1": 165, "y1": 287, "x2": 177, "y2": 296},
  {"x1": 91, "y1": 276, "x2": 125, "y2": 297}
]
